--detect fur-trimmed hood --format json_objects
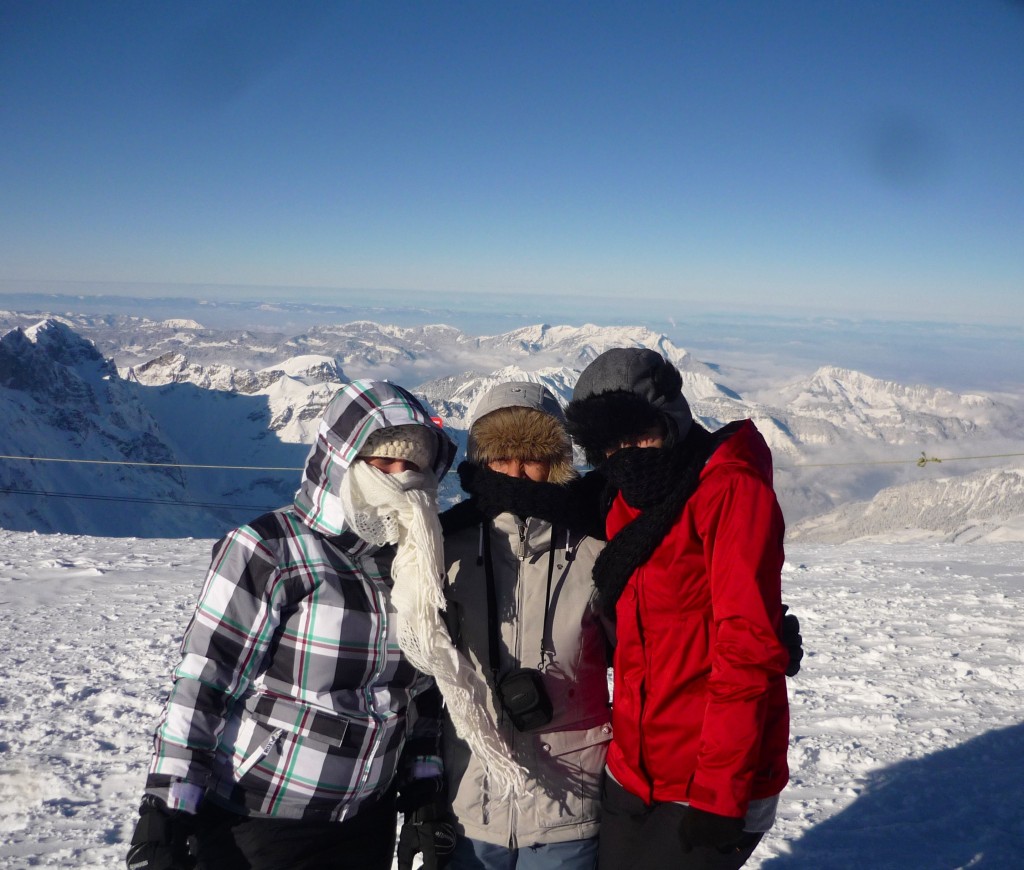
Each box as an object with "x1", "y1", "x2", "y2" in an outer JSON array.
[
  {"x1": 467, "y1": 381, "x2": 576, "y2": 485},
  {"x1": 567, "y1": 347, "x2": 693, "y2": 467}
]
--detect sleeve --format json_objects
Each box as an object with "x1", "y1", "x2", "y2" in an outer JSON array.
[
  {"x1": 689, "y1": 468, "x2": 789, "y2": 818},
  {"x1": 397, "y1": 681, "x2": 445, "y2": 785},
  {"x1": 144, "y1": 525, "x2": 286, "y2": 811}
]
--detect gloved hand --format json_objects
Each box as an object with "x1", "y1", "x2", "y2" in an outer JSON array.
[
  {"x1": 396, "y1": 778, "x2": 457, "y2": 870},
  {"x1": 125, "y1": 795, "x2": 196, "y2": 870},
  {"x1": 679, "y1": 805, "x2": 745, "y2": 853},
  {"x1": 781, "y1": 603, "x2": 804, "y2": 676}
]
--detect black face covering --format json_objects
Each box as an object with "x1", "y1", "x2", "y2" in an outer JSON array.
[
  {"x1": 452, "y1": 461, "x2": 609, "y2": 542},
  {"x1": 592, "y1": 423, "x2": 730, "y2": 617},
  {"x1": 599, "y1": 440, "x2": 692, "y2": 510}
]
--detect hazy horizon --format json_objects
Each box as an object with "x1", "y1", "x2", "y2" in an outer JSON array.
[{"x1": 1, "y1": 286, "x2": 1021, "y2": 395}]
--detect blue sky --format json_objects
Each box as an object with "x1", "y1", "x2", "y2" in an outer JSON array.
[{"x1": 2, "y1": 1, "x2": 1022, "y2": 325}]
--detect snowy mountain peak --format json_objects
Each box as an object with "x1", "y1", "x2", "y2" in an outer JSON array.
[
  {"x1": 19, "y1": 318, "x2": 107, "y2": 367},
  {"x1": 259, "y1": 354, "x2": 345, "y2": 385},
  {"x1": 771, "y1": 364, "x2": 1016, "y2": 446},
  {"x1": 1, "y1": 320, "x2": 113, "y2": 397},
  {"x1": 479, "y1": 322, "x2": 693, "y2": 369},
  {"x1": 805, "y1": 365, "x2": 993, "y2": 410},
  {"x1": 160, "y1": 318, "x2": 205, "y2": 330},
  {"x1": 790, "y1": 465, "x2": 1024, "y2": 543}
]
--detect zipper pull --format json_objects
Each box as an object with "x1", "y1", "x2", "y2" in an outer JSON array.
[
  {"x1": 261, "y1": 728, "x2": 284, "y2": 756},
  {"x1": 236, "y1": 728, "x2": 285, "y2": 778}
]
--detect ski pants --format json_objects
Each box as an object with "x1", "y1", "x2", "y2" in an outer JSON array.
[
  {"x1": 597, "y1": 778, "x2": 764, "y2": 870},
  {"x1": 191, "y1": 794, "x2": 397, "y2": 870}
]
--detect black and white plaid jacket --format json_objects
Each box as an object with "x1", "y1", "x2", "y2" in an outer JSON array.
[{"x1": 145, "y1": 380, "x2": 456, "y2": 820}]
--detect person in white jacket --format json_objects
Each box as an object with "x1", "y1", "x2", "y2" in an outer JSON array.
[{"x1": 439, "y1": 382, "x2": 612, "y2": 870}]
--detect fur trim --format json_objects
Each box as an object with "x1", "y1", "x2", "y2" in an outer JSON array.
[
  {"x1": 469, "y1": 406, "x2": 576, "y2": 485},
  {"x1": 565, "y1": 390, "x2": 669, "y2": 467}
]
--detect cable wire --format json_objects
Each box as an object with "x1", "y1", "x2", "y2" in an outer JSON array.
[
  {"x1": 776, "y1": 451, "x2": 1024, "y2": 470},
  {"x1": 0, "y1": 453, "x2": 302, "y2": 471}
]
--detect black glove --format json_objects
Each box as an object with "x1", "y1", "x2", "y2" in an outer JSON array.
[
  {"x1": 396, "y1": 778, "x2": 456, "y2": 870},
  {"x1": 781, "y1": 603, "x2": 804, "y2": 677},
  {"x1": 126, "y1": 795, "x2": 196, "y2": 870},
  {"x1": 679, "y1": 805, "x2": 745, "y2": 853}
]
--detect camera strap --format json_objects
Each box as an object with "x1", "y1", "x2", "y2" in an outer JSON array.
[{"x1": 481, "y1": 519, "x2": 558, "y2": 678}]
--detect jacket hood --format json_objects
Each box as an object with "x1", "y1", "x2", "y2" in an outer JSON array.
[
  {"x1": 293, "y1": 380, "x2": 456, "y2": 537},
  {"x1": 567, "y1": 348, "x2": 693, "y2": 466},
  {"x1": 705, "y1": 419, "x2": 775, "y2": 485},
  {"x1": 467, "y1": 381, "x2": 575, "y2": 485}
]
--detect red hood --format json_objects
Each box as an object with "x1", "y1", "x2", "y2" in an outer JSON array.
[{"x1": 704, "y1": 419, "x2": 775, "y2": 486}]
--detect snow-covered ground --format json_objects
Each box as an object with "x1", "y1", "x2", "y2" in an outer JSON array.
[{"x1": 1, "y1": 529, "x2": 1021, "y2": 869}]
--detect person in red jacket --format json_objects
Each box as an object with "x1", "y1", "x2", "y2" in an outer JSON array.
[{"x1": 564, "y1": 347, "x2": 790, "y2": 870}]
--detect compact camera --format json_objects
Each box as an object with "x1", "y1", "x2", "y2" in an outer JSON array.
[{"x1": 495, "y1": 667, "x2": 554, "y2": 731}]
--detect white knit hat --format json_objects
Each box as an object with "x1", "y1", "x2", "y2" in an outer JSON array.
[{"x1": 359, "y1": 425, "x2": 436, "y2": 472}]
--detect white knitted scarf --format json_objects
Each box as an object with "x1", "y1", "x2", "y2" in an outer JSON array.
[{"x1": 340, "y1": 460, "x2": 528, "y2": 800}]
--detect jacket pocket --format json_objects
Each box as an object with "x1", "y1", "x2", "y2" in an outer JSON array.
[
  {"x1": 229, "y1": 694, "x2": 356, "y2": 796},
  {"x1": 532, "y1": 721, "x2": 613, "y2": 831},
  {"x1": 537, "y1": 721, "x2": 613, "y2": 758},
  {"x1": 243, "y1": 692, "x2": 350, "y2": 746},
  {"x1": 235, "y1": 727, "x2": 285, "y2": 779}
]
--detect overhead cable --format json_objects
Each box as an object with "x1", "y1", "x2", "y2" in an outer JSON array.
[
  {"x1": 0, "y1": 453, "x2": 302, "y2": 472},
  {"x1": 776, "y1": 451, "x2": 1024, "y2": 470},
  {"x1": 2, "y1": 449, "x2": 1023, "y2": 474}
]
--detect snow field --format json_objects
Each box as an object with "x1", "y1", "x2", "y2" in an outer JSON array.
[
  {"x1": 0, "y1": 530, "x2": 1021, "y2": 868},
  {"x1": 760, "y1": 546, "x2": 1024, "y2": 868}
]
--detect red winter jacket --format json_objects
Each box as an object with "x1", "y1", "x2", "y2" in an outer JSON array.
[{"x1": 604, "y1": 420, "x2": 790, "y2": 819}]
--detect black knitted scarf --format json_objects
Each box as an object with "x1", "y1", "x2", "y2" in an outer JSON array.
[
  {"x1": 453, "y1": 424, "x2": 734, "y2": 617},
  {"x1": 592, "y1": 423, "x2": 731, "y2": 616},
  {"x1": 453, "y1": 461, "x2": 609, "y2": 540}
]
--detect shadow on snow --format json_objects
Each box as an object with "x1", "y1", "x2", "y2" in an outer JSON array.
[{"x1": 763, "y1": 722, "x2": 1024, "y2": 869}]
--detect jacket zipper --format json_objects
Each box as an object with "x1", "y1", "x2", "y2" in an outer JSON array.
[
  {"x1": 506, "y1": 518, "x2": 529, "y2": 849},
  {"x1": 356, "y1": 568, "x2": 390, "y2": 799},
  {"x1": 634, "y1": 568, "x2": 655, "y2": 803},
  {"x1": 237, "y1": 727, "x2": 285, "y2": 778}
]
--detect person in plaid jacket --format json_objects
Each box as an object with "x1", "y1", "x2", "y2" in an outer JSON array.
[{"x1": 127, "y1": 380, "x2": 459, "y2": 870}]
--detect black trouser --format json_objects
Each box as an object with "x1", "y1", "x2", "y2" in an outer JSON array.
[
  {"x1": 597, "y1": 777, "x2": 764, "y2": 870},
  {"x1": 192, "y1": 795, "x2": 398, "y2": 870}
]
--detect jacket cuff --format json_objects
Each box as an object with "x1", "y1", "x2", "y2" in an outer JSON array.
[
  {"x1": 408, "y1": 757, "x2": 444, "y2": 781},
  {"x1": 162, "y1": 780, "x2": 205, "y2": 814}
]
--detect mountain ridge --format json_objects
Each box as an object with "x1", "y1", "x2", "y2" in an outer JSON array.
[
  {"x1": 2, "y1": 315, "x2": 1021, "y2": 540},
  {"x1": 789, "y1": 466, "x2": 1024, "y2": 544}
]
